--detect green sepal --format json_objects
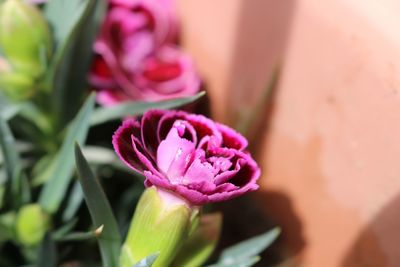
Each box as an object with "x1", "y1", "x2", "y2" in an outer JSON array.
[
  {"x1": 172, "y1": 213, "x2": 222, "y2": 267},
  {"x1": 120, "y1": 187, "x2": 194, "y2": 267}
]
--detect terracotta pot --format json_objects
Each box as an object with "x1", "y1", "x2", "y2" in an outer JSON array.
[{"x1": 177, "y1": 0, "x2": 400, "y2": 266}]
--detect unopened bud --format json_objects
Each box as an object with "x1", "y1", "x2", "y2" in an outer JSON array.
[
  {"x1": 15, "y1": 204, "x2": 50, "y2": 246},
  {"x1": 0, "y1": 0, "x2": 52, "y2": 77}
]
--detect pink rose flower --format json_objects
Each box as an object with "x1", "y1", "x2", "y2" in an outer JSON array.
[
  {"x1": 89, "y1": 0, "x2": 200, "y2": 105},
  {"x1": 113, "y1": 110, "x2": 260, "y2": 205}
]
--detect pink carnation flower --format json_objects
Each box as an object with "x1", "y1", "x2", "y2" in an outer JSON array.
[
  {"x1": 89, "y1": 0, "x2": 200, "y2": 105},
  {"x1": 113, "y1": 110, "x2": 260, "y2": 205}
]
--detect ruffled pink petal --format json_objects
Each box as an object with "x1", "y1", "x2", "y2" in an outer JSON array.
[
  {"x1": 184, "y1": 113, "x2": 223, "y2": 146},
  {"x1": 112, "y1": 119, "x2": 146, "y2": 173},
  {"x1": 214, "y1": 183, "x2": 238, "y2": 193},
  {"x1": 110, "y1": 0, "x2": 177, "y2": 44},
  {"x1": 156, "y1": 126, "x2": 195, "y2": 182},
  {"x1": 226, "y1": 151, "x2": 260, "y2": 188},
  {"x1": 158, "y1": 110, "x2": 221, "y2": 146},
  {"x1": 134, "y1": 46, "x2": 200, "y2": 101},
  {"x1": 207, "y1": 183, "x2": 259, "y2": 203},
  {"x1": 144, "y1": 171, "x2": 209, "y2": 205},
  {"x1": 89, "y1": 54, "x2": 117, "y2": 89},
  {"x1": 216, "y1": 122, "x2": 248, "y2": 150},
  {"x1": 183, "y1": 158, "x2": 215, "y2": 190},
  {"x1": 207, "y1": 156, "x2": 232, "y2": 175},
  {"x1": 121, "y1": 32, "x2": 155, "y2": 73},
  {"x1": 141, "y1": 109, "x2": 167, "y2": 159},
  {"x1": 131, "y1": 135, "x2": 161, "y2": 176},
  {"x1": 94, "y1": 37, "x2": 143, "y2": 101}
]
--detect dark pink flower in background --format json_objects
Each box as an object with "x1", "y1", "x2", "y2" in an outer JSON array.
[
  {"x1": 113, "y1": 110, "x2": 260, "y2": 205},
  {"x1": 89, "y1": 0, "x2": 200, "y2": 105}
]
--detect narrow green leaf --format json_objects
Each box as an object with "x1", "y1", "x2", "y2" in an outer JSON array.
[
  {"x1": 0, "y1": 185, "x2": 5, "y2": 209},
  {"x1": 38, "y1": 94, "x2": 96, "y2": 213},
  {"x1": 0, "y1": 116, "x2": 21, "y2": 182},
  {"x1": 82, "y1": 146, "x2": 132, "y2": 175},
  {"x1": 0, "y1": 116, "x2": 26, "y2": 207},
  {"x1": 75, "y1": 143, "x2": 121, "y2": 267},
  {"x1": 17, "y1": 103, "x2": 53, "y2": 135},
  {"x1": 62, "y1": 181, "x2": 84, "y2": 222},
  {"x1": 206, "y1": 257, "x2": 260, "y2": 267},
  {"x1": 36, "y1": 234, "x2": 57, "y2": 267},
  {"x1": 52, "y1": 218, "x2": 79, "y2": 240},
  {"x1": 20, "y1": 174, "x2": 31, "y2": 204},
  {"x1": 45, "y1": 0, "x2": 86, "y2": 45},
  {"x1": 219, "y1": 228, "x2": 280, "y2": 264},
  {"x1": 132, "y1": 253, "x2": 159, "y2": 267},
  {"x1": 56, "y1": 0, "x2": 106, "y2": 123},
  {"x1": 44, "y1": 0, "x2": 97, "y2": 124},
  {"x1": 90, "y1": 91, "x2": 206, "y2": 126},
  {"x1": 0, "y1": 104, "x2": 21, "y2": 121},
  {"x1": 54, "y1": 228, "x2": 98, "y2": 242},
  {"x1": 82, "y1": 146, "x2": 121, "y2": 165},
  {"x1": 31, "y1": 155, "x2": 53, "y2": 186}
]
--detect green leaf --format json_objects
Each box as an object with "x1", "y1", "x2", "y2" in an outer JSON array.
[
  {"x1": 82, "y1": 146, "x2": 121, "y2": 165},
  {"x1": 0, "y1": 116, "x2": 21, "y2": 184},
  {"x1": 52, "y1": 218, "x2": 78, "y2": 240},
  {"x1": 20, "y1": 174, "x2": 31, "y2": 205},
  {"x1": 38, "y1": 94, "x2": 96, "y2": 214},
  {"x1": 62, "y1": 180, "x2": 84, "y2": 222},
  {"x1": 0, "y1": 116, "x2": 26, "y2": 207},
  {"x1": 0, "y1": 185, "x2": 5, "y2": 209},
  {"x1": 53, "y1": 228, "x2": 99, "y2": 242},
  {"x1": 0, "y1": 103, "x2": 21, "y2": 121},
  {"x1": 44, "y1": 0, "x2": 87, "y2": 45},
  {"x1": 17, "y1": 102, "x2": 53, "y2": 135},
  {"x1": 44, "y1": 0, "x2": 98, "y2": 124},
  {"x1": 90, "y1": 91, "x2": 206, "y2": 126},
  {"x1": 206, "y1": 257, "x2": 260, "y2": 267},
  {"x1": 56, "y1": 0, "x2": 106, "y2": 123},
  {"x1": 132, "y1": 254, "x2": 159, "y2": 267},
  {"x1": 75, "y1": 143, "x2": 121, "y2": 267},
  {"x1": 36, "y1": 234, "x2": 57, "y2": 267},
  {"x1": 218, "y1": 228, "x2": 280, "y2": 265}
]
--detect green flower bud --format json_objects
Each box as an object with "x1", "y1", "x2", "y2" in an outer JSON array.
[
  {"x1": 15, "y1": 204, "x2": 50, "y2": 246},
  {"x1": 172, "y1": 213, "x2": 222, "y2": 267},
  {"x1": 0, "y1": 0, "x2": 52, "y2": 77},
  {"x1": 120, "y1": 187, "x2": 198, "y2": 267},
  {"x1": 0, "y1": 69, "x2": 35, "y2": 100}
]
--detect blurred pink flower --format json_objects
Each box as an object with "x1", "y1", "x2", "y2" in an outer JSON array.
[
  {"x1": 113, "y1": 110, "x2": 260, "y2": 205},
  {"x1": 89, "y1": 0, "x2": 200, "y2": 105}
]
